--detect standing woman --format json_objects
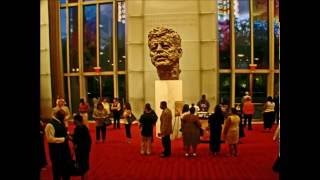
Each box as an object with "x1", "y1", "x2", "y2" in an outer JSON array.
[
  {"x1": 208, "y1": 105, "x2": 225, "y2": 155},
  {"x1": 71, "y1": 114, "x2": 92, "y2": 180},
  {"x1": 139, "y1": 103, "x2": 158, "y2": 155},
  {"x1": 223, "y1": 108, "x2": 241, "y2": 157},
  {"x1": 79, "y1": 98, "x2": 90, "y2": 127},
  {"x1": 180, "y1": 104, "x2": 190, "y2": 120},
  {"x1": 263, "y1": 96, "x2": 275, "y2": 132},
  {"x1": 123, "y1": 102, "x2": 134, "y2": 143},
  {"x1": 92, "y1": 103, "x2": 108, "y2": 143},
  {"x1": 111, "y1": 98, "x2": 121, "y2": 129},
  {"x1": 181, "y1": 107, "x2": 202, "y2": 157}
]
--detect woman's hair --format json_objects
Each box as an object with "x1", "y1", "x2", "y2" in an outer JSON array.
[
  {"x1": 190, "y1": 107, "x2": 196, "y2": 114},
  {"x1": 267, "y1": 96, "x2": 273, "y2": 102},
  {"x1": 214, "y1": 105, "x2": 223, "y2": 115},
  {"x1": 74, "y1": 114, "x2": 83, "y2": 123},
  {"x1": 80, "y1": 98, "x2": 85, "y2": 104},
  {"x1": 182, "y1": 104, "x2": 189, "y2": 113},
  {"x1": 124, "y1": 102, "x2": 132, "y2": 110},
  {"x1": 97, "y1": 102, "x2": 104, "y2": 110}
]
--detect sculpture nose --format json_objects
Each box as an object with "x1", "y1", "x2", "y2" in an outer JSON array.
[{"x1": 156, "y1": 44, "x2": 163, "y2": 52}]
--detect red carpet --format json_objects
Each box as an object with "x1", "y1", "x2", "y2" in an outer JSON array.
[{"x1": 41, "y1": 123, "x2": 279, "y2": 180}]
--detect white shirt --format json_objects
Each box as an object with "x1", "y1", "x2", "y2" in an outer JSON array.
[{"x1": 44, "y1": 117, "x2": 66, "y2": 143}]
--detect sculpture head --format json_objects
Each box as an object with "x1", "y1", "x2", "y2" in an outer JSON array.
[{"x1": 148, "y1": 27, "x2": 183, "y2": 80}]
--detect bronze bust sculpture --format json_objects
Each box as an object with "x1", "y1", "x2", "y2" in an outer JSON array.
[{"x1": 148, "y1": 27, "x2": 183, "y2": 80}]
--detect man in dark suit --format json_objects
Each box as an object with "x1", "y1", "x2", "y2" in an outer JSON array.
[
  {"x1": 158, "y1": 101, "x2": 173, "y2": 157},
  {"x1": 45, "y1": 110, "x2": 72, "y2": 180}
]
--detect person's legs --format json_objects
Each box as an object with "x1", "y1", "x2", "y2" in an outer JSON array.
[
  {"x1": 263, "y1": 113, "x2": 268, "y2": 130},
  {"x1": 141, "y1": 136, "x2": 146, "y2": 154},
  {"x1": 161, "y1": 135, "x2": 171, "y2": 156},
  {"x1": 184, "y1": 144, "x2": 190, "y2": 156},
  {"x1": 191, "y1": 144, "x2": 198, "y2": 156},
  {"x1": 116, "y1": 114, "x2": 121, "y2": 129},
  {"x1": 127, "y1": 123, "x2": 132, "y2": 138},
  {"x1": 113, "y1": 116, "x2": 117, "y2": 129},
  {"x1": 146, "y1": 137, "x2": 152, "y2": 155},
  {"x1": 243, "y1": 114, "x2": 248, "y2": 128},
  {"x1": 101, "y1": 125, "x2": 106, "y2": 143},
  {"x1": 248, "y1": 114, "x2": 253, "y2": 130},
  {"x1": 96, "y1": 126, "x2": 101, "y2": 142},
  {"x1": 62, "y1": 174, "x2": 70, "y2": 180},
  {"x1": 228, "y1": 144, "x2": 233, "y2": 156},
  {"x1": 51, "y1": 162, "x2": 60, "y2": 180},
  {"x1": 233, "y1": 144, "x2": 238, "y2": 156},
  {"x1": 125, "y1": 124, "x2": 132, "y2": 143}
]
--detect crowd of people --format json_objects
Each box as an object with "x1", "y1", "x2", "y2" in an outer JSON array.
[{"x1": 39, "y1": 93, "x2": 280, "y2": 179}]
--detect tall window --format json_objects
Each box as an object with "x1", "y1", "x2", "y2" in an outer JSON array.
[
  {"x1": 253, "y1": 0, "x2": 269, "y2": 69},
  {"x1": 218, "y1": 0, "x2": 231, "y2": 69},
  {"x1": 274, "y1": 0, "x2": 280, "y2": 69},
  {"x1": 234, "y1": 0, "x2": 250, "y2": 69},
  {"x1": 218, "y1": 0, "x2": 280, "y2": 120},
  {"x1": 59, "y1": 0, "x2": 126, "y2": 114}
]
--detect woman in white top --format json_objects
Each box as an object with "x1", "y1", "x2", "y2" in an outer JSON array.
[
  {"x1": 263, "y1": 96, "x2": 275, "y2": 132},
  {"x1": 123, "y1": 102, "x2": 134, "y2": 143}
]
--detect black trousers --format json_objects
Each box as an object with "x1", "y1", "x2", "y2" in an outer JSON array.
[
  {"x1": 161, "y1": 135, "x2": 171, "y2": 156},
  {"x1": 243, "y1": 114, "x2": 253, "y2": 129},
  {"x1": 113, "y1": 113, "x2": 121, "y2": 128},
  {"x1": 209, "y1": 128, "x2": 221, "y2": 153},
  {"x1": 52, "y1": 161, "x2": 70, "y2": 180},
  {"x1": 96, "y1": 125, "x2": 106, "y2": 141},
  {"x1": 263, "y1": 112, "x2": 274, "y2": 129},
  {"x1": 125, "y1": 123, "x2": 132, "y2": 138}
]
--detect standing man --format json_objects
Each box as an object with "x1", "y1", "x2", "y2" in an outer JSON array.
[
  {"x1": 45, "y1": 110, "x2": 72, "y2": 180},
  {"x1": 197, "y1": 94, "x2": 210, "y2": 112},
  {"x1": 53, "y1": 98, "x2": 71, "y2": 128},
  {"x1": 242, "y1": 97, "x2": 255, "y2": 130},
  {"x1": 158, "y1": 101, "x2": 173, "y2": 157}
]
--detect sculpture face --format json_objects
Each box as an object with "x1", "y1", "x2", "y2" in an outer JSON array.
[
  {"x1": 149, "y1": 38, "x2": 181, "y2": 68},
  {"x1": 148, "y1": 27, "x2": 182, "y2": 80}
]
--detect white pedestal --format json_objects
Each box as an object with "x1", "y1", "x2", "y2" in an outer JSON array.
[{"x1": 155, "y1": 80, "x2": 183, "y2": 139}]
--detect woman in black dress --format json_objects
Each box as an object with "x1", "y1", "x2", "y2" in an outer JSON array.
[
  {"x1": 208, "y1": 105, "x2": 225, "y2": 155},
  {"x1": 139, "y1": 103, "x2": 158, "y2": 155},
  {"x1": 72, "y1": 114, "x2": 92, "y2": 180}
]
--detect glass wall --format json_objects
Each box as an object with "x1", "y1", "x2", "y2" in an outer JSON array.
[
  {"x1": 83, "y1": 5, "x2": 97, "y2": 72},
  {"x1": 253, "y1": 0, "x2": 269, "y2": 69},
  {"x1": 59, "y1": 0, "x2": 126, "y2": 115},
  {"x1": 234, "y1": 0, "x2": 250, "y2": 69},
  {"x1": 218, "y1": 0, "x2": 280, "y2": 120},
  {"x1": 99, "y1": 4, "x2": 113, "y2": 71},
  {"x1": 219, "y1": 74, "x2": 231, "y2": 104},
  {"x1": 218, "y1": 0, "x2": 231, "y2": 69}
]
